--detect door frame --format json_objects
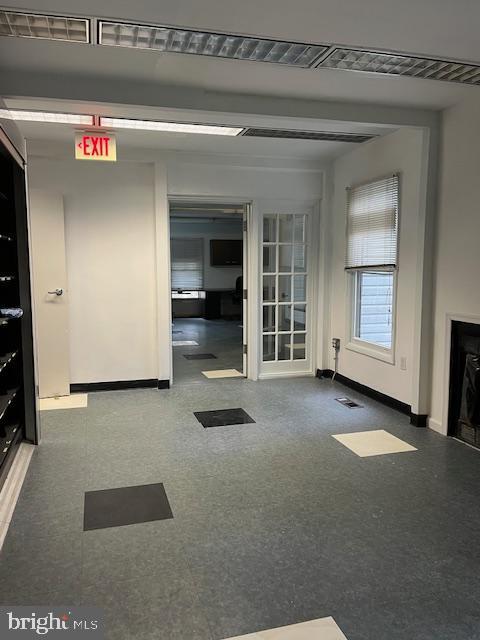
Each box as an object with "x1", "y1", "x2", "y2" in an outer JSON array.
[
  {"x1": 256, "y1": 198, "x2": 321, "y2": 380},
  {"x1": 167, "y1": 194, "x2": 256, "y2": 383}
]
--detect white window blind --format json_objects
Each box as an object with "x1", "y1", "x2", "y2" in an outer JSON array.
[
  {"x1": 170, "y1": 238, "x2": 204, "y2": 290},
  {"x1": 346, "y1": 175, "x2": 399, "y2": 269}
]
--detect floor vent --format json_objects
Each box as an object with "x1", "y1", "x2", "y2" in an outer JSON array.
[
  {"x1": 335, "y1": 397, "x2": 362, "y2": 408},
  {"x1": 241, "y1": 128, "x2": 375, "y2": 143}
]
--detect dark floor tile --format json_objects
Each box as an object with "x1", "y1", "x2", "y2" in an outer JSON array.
[
  {"x1": 183, "y1": 353, "x2": 217, "y2": 360},
  {"x1": 194, "y1": 408, "x2": 255, "y2": 428},
  {"x1": 83, "y1": 483, "x2": 173, "y2": 531}
]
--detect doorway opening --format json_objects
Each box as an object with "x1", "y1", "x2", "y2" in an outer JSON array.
[{"x1": 169, "y1": 201, "x2": 248, "y2": 385}]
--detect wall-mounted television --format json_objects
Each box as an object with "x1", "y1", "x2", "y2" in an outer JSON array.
[{"x1": 210, "y1": 239, "x2": 242, "y2": 266}]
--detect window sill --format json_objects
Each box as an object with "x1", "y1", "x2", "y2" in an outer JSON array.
[{"x1": 345, "y1": 339, "x2": 395, "y2": 365}]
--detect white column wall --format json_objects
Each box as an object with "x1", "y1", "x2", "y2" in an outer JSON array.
[
  {"x1": 326, "y1": 128, "x2": 428, "y2": 406},
  {"x1": 429, "y1": 95, "x2": 480, "y2": 434}
]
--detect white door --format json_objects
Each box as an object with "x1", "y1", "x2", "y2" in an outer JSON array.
[
  {"x1": 260, "y1": 204, "x2": 314, "y2": 377},
  {"x1": 29, "y1": 190, "x2": 70, "y2": 398}
]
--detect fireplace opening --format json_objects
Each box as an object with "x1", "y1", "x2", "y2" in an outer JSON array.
[{"x1": 448, "y1": 321, "x2": 480, "y2": 447}]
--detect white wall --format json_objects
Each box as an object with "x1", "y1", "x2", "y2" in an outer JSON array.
[
  {"x1": 327, "y1": 128, "x2": 425, "y2": 405},
  {"x1": 429, "y1": 95, "x2": 480, "y2": 434},
  {"x1": 167, "y1": 154, "x2": 323, "y2": 200},
  {"x1": 170, "y1": 220, "x2": 243, "y2": 289},
  {"x1": 27, "y1": 148, "x2": 323, "y2": 385},
  {"x1": 28, "y1": 158, "x2": 158, "y2": 384}
]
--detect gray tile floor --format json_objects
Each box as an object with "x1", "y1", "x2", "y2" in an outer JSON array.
[
  {"x1": 172, "y1": 318, "x2": 243, "y2": 385},
  {"x1": 1, "y1": 374, "x2": 480, "y2": 639}
]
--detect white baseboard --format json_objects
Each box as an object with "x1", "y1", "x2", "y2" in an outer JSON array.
[
  {"x1": 428, "y1": 417, "x2": 445, "y2": 435},
  {"x1": 258, "y1": 371, "x2": 315, "y2": 380}
]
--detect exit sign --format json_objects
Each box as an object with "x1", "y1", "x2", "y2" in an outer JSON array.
[{"x1": 75, "y1": 132, "x2": 117, "y2": 161}]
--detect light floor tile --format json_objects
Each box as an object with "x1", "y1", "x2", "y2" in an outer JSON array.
[
  {"x1": 0, "y1": 442, "x2": 34, "y2": 549},
  {"x1": 202, "y1": 369, "x2": 244, "y2": 379},
  {"x1": 223, "y1": 616, "x2": 348, "y2": 639},
  {"x1": 172, "y1": 340, "x2": 199, "y2": 346},
  {"x1": 39, "y1": 394, "x2": 88, "y2": 411},
  {"x1": 332, "y1": 429, "x2": 417, "y2": 457}
]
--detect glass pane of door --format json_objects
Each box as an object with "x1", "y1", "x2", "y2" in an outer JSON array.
[{"x1": 261, "y1": 212, "x2": 309, "y2": 363}]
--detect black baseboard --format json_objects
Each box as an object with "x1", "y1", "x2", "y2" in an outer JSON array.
[
  {"x1": 316, "y1": 368, "x2": 427, "y2": 427},
  {"x1": 70, "y1": 379, "x2": 166, "y2": 393},
  {"x1": 410, "y1": 413, "x2": 428, "y2": 428}
]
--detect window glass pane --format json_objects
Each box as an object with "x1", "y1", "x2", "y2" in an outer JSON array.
[
  {"x1": 292, "y1": 333, "x2": 306, "y2": 360},
  {"x1": 263, "y1": 245, "x2": 276, "y2": 273},
  {"x1": 263, "y1": 215, "x2": 277, "y2": 242},
  {"x1": 293, "y1": 304, "x2": 306, "y2": 331},
  {"x1": 278, "y1": 305, "x2": 292, "y2": 332},
  {"x1": 356, "y1": 271, "x2": 394, "y2": 348},
  {"x1": 293, "y1": 275, "x2": 306, "y2": 301},
  {"x1": 278, "y1": 245, "x2": 292, "y2": 273},
  {"x1": 263, "y1": 305, "x2": 276, "y2": 332},
  {"x1": 263, "y1": 334, "x2": 276, "y2": 361},
  {"x1": 278, "y1": 275, "x2": 291, "y2": 302},
  {"x1": 278, "y1": 333, "x2": 292, "y2": 360},
  {"x1": 279, "y1": 215, "x2": 293, "y2": 242},
  {"x1": 293, "y1": 245, "x2": 307, "y2": 272},
  {"x1": 293, "y1": 215, "x2": 305, "y2": 243},
  {"x1": 263, "y1": 275, "x2": 276, "y2": 302}
]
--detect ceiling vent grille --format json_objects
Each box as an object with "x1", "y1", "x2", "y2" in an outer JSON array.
[
  {"x1": 0, "y1": 10, "x2": 89, "y2": 43},
  {"x1": 242, "y1": 128, "x2": 376, "y2": 143},
  {"x1": 319, "y1": 48, "x2": 480, "y2": 86},
  {"x1": 99, "y1": 21, "x2": 328, "y2": 67}
]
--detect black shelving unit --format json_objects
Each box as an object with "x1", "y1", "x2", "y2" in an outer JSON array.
[{"x1": 0, "y1": 134, "x2": 37, "y2": 489}]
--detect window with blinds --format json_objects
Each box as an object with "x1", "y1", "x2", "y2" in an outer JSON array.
[
  {"x1": 345, "y1": 175, "x2": 399, "y2": 270},
  {"x1": 170, "y1": 238, "x2": 204, "y2": 290}
]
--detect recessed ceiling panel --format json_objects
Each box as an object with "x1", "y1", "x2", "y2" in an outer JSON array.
[
  {"x1": 319, "y1": 48, "x2": 480, "y2": 86},
  {"x1": 99, "y1": 20, "x2": 327, "y2": 67},
  {"x1": 0, "y1": 10, "x2": 89, "y2": 43}
]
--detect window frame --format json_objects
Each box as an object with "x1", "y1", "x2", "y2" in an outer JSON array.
[{"x1": 346, "y1": 267, "x2": 397, "y2": 364}]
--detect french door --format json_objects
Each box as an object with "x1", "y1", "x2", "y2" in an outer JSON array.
[{"x1": 260, "y1": 205, "x2": 314, "y2": 377}]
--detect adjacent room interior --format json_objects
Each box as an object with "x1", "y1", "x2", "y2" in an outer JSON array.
[{"x1": 170, "y1": 202, "x2": 245, "y2": 384}]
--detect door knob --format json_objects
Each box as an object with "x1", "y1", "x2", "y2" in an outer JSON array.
[{"x1": 48, "y1": 288, "x2": 63, "y2": 296}]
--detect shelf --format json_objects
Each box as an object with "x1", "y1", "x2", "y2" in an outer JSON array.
[
  {"x1": 0, "y1": 233, "x2": 14, "y2": 243},
  {"x1": 0, "y1": 423, "x2": 21, "y2": 467},
  {"x1": 0, "y1": 275, "x2": 15, "y2": 283},
  {"x1": 0, "y1": 191, "x2": 7, "y2": 203},
  {"x1": 0, "y1": 351, "x2": 18, "y2": 374},
  {"x1": 0, "y1": 387, "x2": 19, "y2": 422}
]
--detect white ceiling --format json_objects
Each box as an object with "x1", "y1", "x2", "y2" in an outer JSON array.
[
  {"x1": 11, "y1": 118, "x2": 358, "y2": 161},
  {"x1": 4, "y1": 97, "x2": 395, "y2": 162},
  {"x1": 1, "y1": 0, "x2": 480, "y2": 111}
]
